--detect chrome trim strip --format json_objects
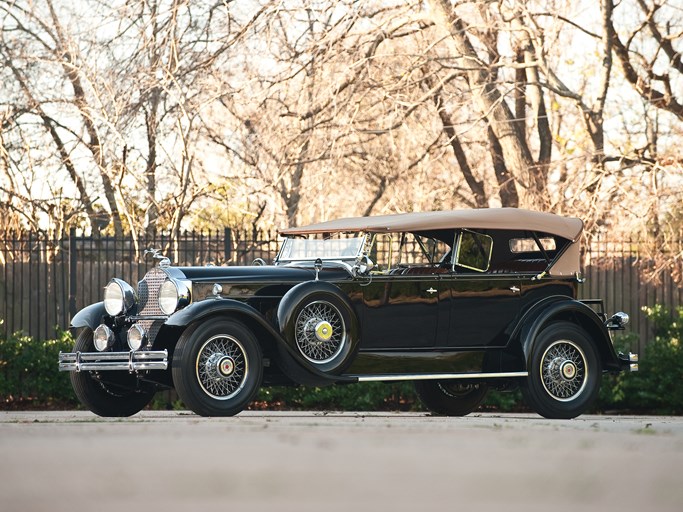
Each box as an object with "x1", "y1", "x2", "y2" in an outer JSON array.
[
  {"x1": 58, "y1": 350, "x2": 168, "y2": 372},
  {"x1": 353, "y1": 371, "x2": 528, "y2": 382}
]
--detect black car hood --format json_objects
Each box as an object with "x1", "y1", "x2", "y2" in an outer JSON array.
[
  {"x1": 172, "y1": 264, "x2": 349, "y2": 283},
  {"x1": 173, "y1": 265, "x2": 312, "y2": 282}
]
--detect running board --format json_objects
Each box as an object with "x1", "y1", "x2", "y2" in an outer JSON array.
[{"x1": 352, "y1": 371, "x2": 528, "y2": 383}]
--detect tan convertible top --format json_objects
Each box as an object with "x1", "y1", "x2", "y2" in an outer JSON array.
[{"x1": 280, "y1": 208, "x2": 584, "y2": 242}]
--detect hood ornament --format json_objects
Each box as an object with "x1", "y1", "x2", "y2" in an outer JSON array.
[{"x1": 144, "y1": 248, "x2": 171, "y2": 268}]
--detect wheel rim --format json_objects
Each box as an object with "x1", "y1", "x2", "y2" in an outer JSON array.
[
  {"x1": 540, "y1": 340, "x2": 588, "y2": 402},
  {"x1": 294, "y1": 300, "x2": 346, "y2": 364},
  {"x1": 195, "y1": 335, "x2": 248, "y2": 400},
  {"x1": 438, "y1": 382, "x2": 483, "y2": 398}
]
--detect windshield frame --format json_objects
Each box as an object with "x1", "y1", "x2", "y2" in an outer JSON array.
[{"x1": 275, "y1": 234, "x2": 368, "y2": 264}]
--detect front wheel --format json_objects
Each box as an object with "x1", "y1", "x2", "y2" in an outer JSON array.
[
  {"x1": 172, "y1": 319, "x2": 263, "y2": 417},
  {"x1": 414, "y1": 380, "x2": 488, "y2": 416},
  {"x1": 70, "y1": 329, "x2": 155, "y2": 417},
  {"x1": 521, "y1": 322, "x2": 601, "y2": 419}
]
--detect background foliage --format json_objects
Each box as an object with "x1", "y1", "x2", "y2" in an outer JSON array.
[
  {"x1": 0, "y1": 325, "x2": 74, "y2": 408},
  {"x1": 599, "y1": 306, "x2": 683, "y2": 414},
  {"x1": 3, "y1": 306, "x2": 682, "y2": 414}
]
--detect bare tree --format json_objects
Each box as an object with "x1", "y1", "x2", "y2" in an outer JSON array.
[
  {"x1": 428, "y1": 1, "x2": 538, "y2": 199},
  {"x1": 0, "y1": 0, "x2": 679, "y2": 249},
  {"x1": 0, "y1": 0, "x2": 253, "y2": 242},
  {"x1": 608, "y1": 0, "x2": 683, "y2": 122}
]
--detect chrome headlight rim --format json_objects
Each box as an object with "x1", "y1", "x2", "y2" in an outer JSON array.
[
  {"x1": 93, "y1": 324, "x2": 115, "y2": 352},
  {"x1": 127, "y1": 323, "x2": 147, "y2": 351},
  {"x1": 159, "y1": 278, "x2": 191, "y2": 316},
  {"x1": 103, "y1": 278, "x2": 137, "y2": 316}
]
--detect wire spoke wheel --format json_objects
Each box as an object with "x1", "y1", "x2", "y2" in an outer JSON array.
[
  {"x1": 173, "y1": 320, "x2": 262, "y2": 417},
  {"x1": 522, "y1": 322, "x2": 601, "y2": 419},
  {"x1": 540, "y1": 340, "x2": 587, "y2": 401},
  {"x1": 438, "y1": 382, "x2": 484, "y2": 398},
  {"x1": 277, "y1": 283, "x2": 359, "y2": 379},
  {"x1": 196, "y1": 335, "x2": 248, "y2": 400},
  {"x1": 295, "y1": 301, "x2": 346, "y2": 364}
]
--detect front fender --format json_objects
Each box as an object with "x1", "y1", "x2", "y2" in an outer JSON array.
[
  {"x1": 517, "y1": 297, "x2": 620, "y2": 370},
  {"x1": 165, "y1": 297, "x2": 355, "y2": 384},
  {"x1": 70, "y1": 302, "x2": 106, "y2": 330},
  {"x1": 165, "y1": 298, "x2": 269, "y2": 328}
]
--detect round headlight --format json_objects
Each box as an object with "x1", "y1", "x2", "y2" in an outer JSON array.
[
  {"x1": 159, "y1": 279, "x2": 191, "y2": 315},
  {"x1": 127, "y1": 324, "x2": 146, "y2": 351},
  {"x1": 104, "y1": 279, "x2": 136, "y2": 316},
  {"x1": 93, "y1": 324, "x2": 114, "y2": 352},
  {"x1": 159, "y1": 279, "x2": 179, "y2": 315}
]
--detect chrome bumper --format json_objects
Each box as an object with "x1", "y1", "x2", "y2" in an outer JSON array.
[
  {"x1": 618, "y1": 352, "x2": 639, "y2": 372},
  {"x1": 58, "y1": 350, "x2": 168, "y2": 372}
]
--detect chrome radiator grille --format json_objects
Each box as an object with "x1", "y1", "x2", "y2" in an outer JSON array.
[{"x1": 136, "y1": 267, "x2": 167, "y2": 347}]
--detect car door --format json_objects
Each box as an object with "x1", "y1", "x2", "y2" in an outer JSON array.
[
  {"x1": 360, "y1": 273, "x2": 446, "y2": 349},
  {"x1": 358, "y1": 232, "x2": 451, "y2": 350},
  {"x1": 444, "y1": 275, "x2": 522, "y2": 348},
  {"x1": 442, "y1": 230, "x2": 522, "y2": 348}
]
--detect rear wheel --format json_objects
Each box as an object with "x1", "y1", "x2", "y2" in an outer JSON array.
[
  {"x1": 522, "y1": 322, "x2": 601, "y2": 419},
  {"x1": 70, "y1": 329, "x2": 155, "y2": 417},
  {"x1": 172, "y1": 319, "x2": 262, "y2": 417},
  {"x1": 414, "y1": 380, "x2": 488, "y2": 416}
]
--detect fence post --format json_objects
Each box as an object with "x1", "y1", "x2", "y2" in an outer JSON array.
[
  {"x1": 68, "y1": 228, "x2": 77, "y2": 323},
  {"x1": 224, "y1": 228, "x2": 232, "y2": 263}
]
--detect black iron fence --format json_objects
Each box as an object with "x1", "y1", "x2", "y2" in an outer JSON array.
[
  {"x1": 0, "y1": 229, "x2": 680, "y2": 355},
  {"x1": 0, "y1": 228, "x2": 280, "y2": 342}
]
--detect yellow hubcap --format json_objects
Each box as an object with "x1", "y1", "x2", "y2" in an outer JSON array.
[{"x1": 315, "y1": 321, "x2": 333, "y2": 342}]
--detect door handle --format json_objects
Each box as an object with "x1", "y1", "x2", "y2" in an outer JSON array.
[{"x1": 510, "y1": 286, "x2": 520, "y2": 293}]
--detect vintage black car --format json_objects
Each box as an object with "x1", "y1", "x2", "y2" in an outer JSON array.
[{"x1": 59, "y1": 208, "x2": 638, "y2": 419}]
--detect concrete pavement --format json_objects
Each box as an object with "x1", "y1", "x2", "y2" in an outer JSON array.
[{"x1": 1, "y1": 411, "x2": 681, "y2": 511}]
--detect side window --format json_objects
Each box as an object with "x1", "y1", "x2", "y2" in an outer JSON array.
[
  {"x1": 455, "y1": 231, "x2": 493, "y2": 272},
  {"x1": 369, "y1": 233, "x2": 401, "y2": 272},
  {"x1": 510, "y1": 237, "x2": 557, "y2": 253},
  {"x1": 399, "y1": 235, "x2": 450, "y2": 267},
  {"x1": 368, "y1": 233, "x2": 451, "y2": 272}
]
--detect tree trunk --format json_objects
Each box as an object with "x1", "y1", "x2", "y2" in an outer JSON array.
[
  {"x1": 428, "y1": 0, "x2": 537, "y2": 201},
  {"x1": 47, "y1": 0, "x2": 124, "y2": 236},
  {"x1": 426, "y1": 76, "x2": 488, "y2": 208},
  {"x1": 511, "y1": 16, "x2": 551, "y2": 192},
  {"x1": 145, "y1": 88, "x2": 160, "y2": 238},
  {"x1": 487, "y1": 127, "x2": 519, "y2": 207}
]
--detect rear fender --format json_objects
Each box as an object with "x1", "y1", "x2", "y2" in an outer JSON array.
[{"x1": 515, "y1": 297, "x2": 621, "y2": 371}]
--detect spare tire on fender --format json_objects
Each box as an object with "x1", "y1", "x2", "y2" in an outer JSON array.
[{"x1": 277, "y1": 281, "x2": 360, "y2": 375}]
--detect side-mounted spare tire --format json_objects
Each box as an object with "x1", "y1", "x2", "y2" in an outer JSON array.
[{"x1": 276, "y1": 281, "x2": 360, "y2": 376}]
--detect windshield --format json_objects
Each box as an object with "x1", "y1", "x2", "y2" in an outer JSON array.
[{"x1": 276, "y1": 235, "x2": 366, "y2": 263}]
